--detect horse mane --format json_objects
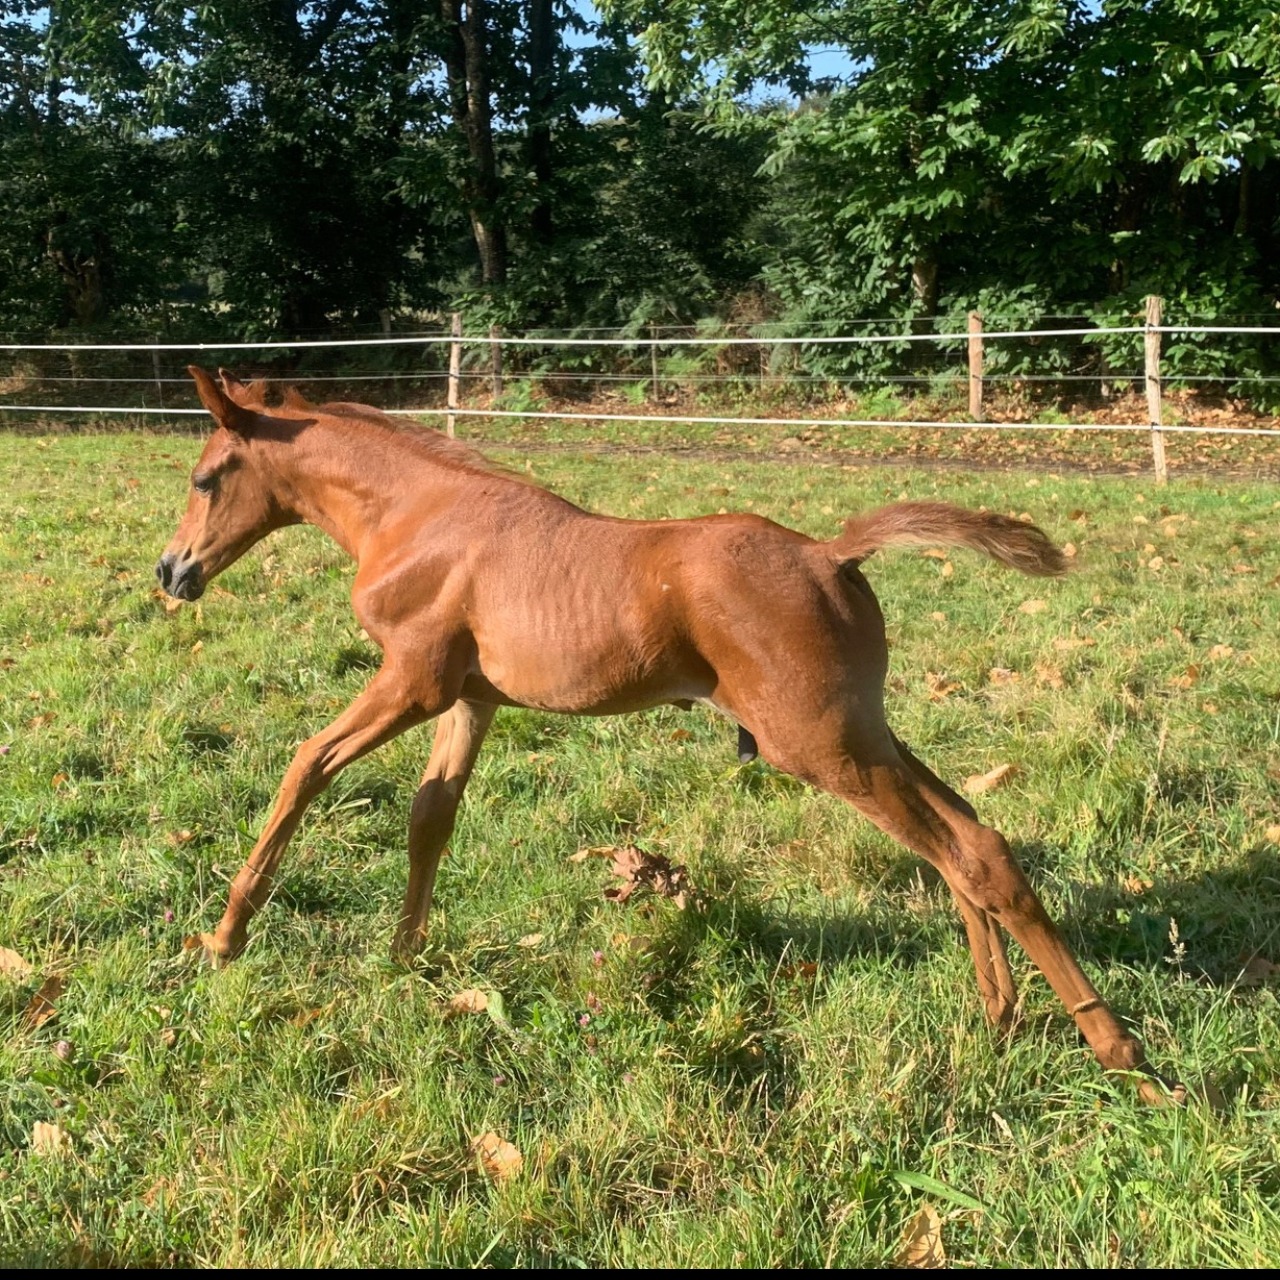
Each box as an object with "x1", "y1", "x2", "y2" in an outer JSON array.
[{"x1": 243, "y1": 378, "x2": 538, "y2": 488}]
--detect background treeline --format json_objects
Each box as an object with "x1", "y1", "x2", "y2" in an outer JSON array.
[{"x1": 2, "y1": 0, "x2": 1278, "y2": 349}]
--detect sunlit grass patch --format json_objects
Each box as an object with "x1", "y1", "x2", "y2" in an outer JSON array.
[{"x1": 1, "y1": 433, "x2": 1279, "y2": 1265}]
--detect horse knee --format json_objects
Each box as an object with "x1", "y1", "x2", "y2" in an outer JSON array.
[{"x1": 948, "y1": 826, "x2": 1039, "y2": 921}]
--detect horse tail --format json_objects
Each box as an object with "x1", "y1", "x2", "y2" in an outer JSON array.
[{"x1": 831, "y1": 501, "x2": 1068, "y2": 577}]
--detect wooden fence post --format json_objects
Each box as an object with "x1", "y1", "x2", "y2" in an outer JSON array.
[
  {"x1": 967, "y1": 310, "x2": 984, "y2": 420},
  {"x1": 489, "y1": 323, "x2": 503, "y2": 399},
  {"x1": 446, "y1": 310, "x2": 462, "y2": 438},
  {"x1": 1144, "y1": 294, "x2": 1167, "y2": 484},
  {"x1": 649, "y1": 324, "x2": 660, "y2": 400},
  {"x1": 152, "y1": 337, "x2": 164, "y2": 408}
]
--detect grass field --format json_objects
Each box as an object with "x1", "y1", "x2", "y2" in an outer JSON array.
[{"x1": 2, "y1": 430, "x2": 1280, "y2": 1266}]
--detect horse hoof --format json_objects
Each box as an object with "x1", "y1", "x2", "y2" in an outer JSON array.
[
  {"x1": 1137, "y1": 1075, "x2": 1190, "y2": 1108},
  {"x1": 183, "y1": 932, "x2": 236, "y2": 969}
]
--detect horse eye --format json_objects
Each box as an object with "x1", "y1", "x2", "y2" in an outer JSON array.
[{"x1": 193, "y1": 474, "x2": 216, "y2": 495}]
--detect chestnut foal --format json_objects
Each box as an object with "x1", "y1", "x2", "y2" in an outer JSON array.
[{"x1": 157, "y1": 366, "x2": 1180, "y2": 1102}]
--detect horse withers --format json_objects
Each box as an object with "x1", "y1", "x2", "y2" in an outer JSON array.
[{"x1": 156, "y1": 365, "x2": 1184, "y2": 1104}]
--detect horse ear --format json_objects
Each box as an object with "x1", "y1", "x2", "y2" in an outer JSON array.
[
  {"x1": 218, "y1": 367, "x2": 247, "y2": 395},
  {"x1": 189, "y1": 365, "x2": 256, "y2": 436}
]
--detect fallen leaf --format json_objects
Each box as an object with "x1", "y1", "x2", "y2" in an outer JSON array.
[
  {"x1": 471, "y1": 1130, "x2": 522, "y2": 1180},
  {"x1": 940, "y1": 561, "x2": 954, "y2": 579},
  {"x1": 288, "y1": 999, "x2": 336, "y2": 1028},
  {"x1": 925, "y1": 672, "x2": 961, "y2": 701},
  {"x1": 963, "y1": 763, "x2": 1020, "y2": 795},
  {"x1": 987, "y1": 667, "x2": 1019, "y2": 686},
  {"x1": 30, "y1": 1121, "x2": 72, "y2": 1158},
  {"x1": 26, "y1": 712, "x2": 56, "y2": 729},
  {"x1": 1053, "y1": 637, "x2": 1095, "y2": 651},
  {"x1": 929, "y1": 611, "x2": 946, "y2": 622},
  {"x1": 897, "y1": 1203, "x2": 945, "y2": 1269},
  {"x1": 1034, "y1": 662, "x2": 1065, "y2": 689},
  {"x1": 921, "y1": 548, "x2": 948, "y2": 560},
  {"x1": 0, "y1": 947, "x2": 33, "y2": 981},
  {"x1": 1236, "y1": 953, "x2": 1280, "y2": 988},
  {"x1": 1207, "y1": 644, "x2": 1234, "y2": 660},
  {"x1": 1147, "y1": 556, "x2": 1165, "y2": 571},
  {"x1": 1265, "y1": 824, "x2": 1280, "y2": 845},
  {"x1": 601, "y1": 845, "x2": 693, "y2": 910},
  {"x1": 51, "y1": 771, "x2": 69, "y2": 790},
  {"x1": 1018, "y1": 599, "x2": 1047, "y2": 615},
  {"x1": 568, "y1": 845, "x2": 617, "y2": 864},
  {"x1": 669, "y1": 728, "x2": 693, "y2": 742},
  {"x1": 23, "y1": 975, "x2": 66, "y2": 1030},
  {"x1": 516, "y1": 933, "x2": 544, "y2": 949},
  {"x1": 445, "y1": 988, "x2": 489, "y2": 1016},
  {"x1": 1169, "y1": 665, "x2": 1199, "y2": 690}
]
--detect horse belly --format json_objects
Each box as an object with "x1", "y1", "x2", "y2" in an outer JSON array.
[{"x1": 470, "y1": 622, "x2": 709, "y2": 715}]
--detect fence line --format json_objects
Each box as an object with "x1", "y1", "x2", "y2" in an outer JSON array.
[
  {"x1": 3, "y1": 402, "x2": 1278, "y2": 440},
  {"x1": 5, "y1": 303, "x2": 1280, "y2": 482}
]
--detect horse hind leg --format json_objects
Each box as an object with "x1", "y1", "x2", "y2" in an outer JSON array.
[
  {"x1": 809, "y1": 733, "x2": 1181, "y2": 1101},
  {"x1": 391, "y1": 699, "x2": 496, "y2": 962},
  {"x1": 890, "y1": 734, "x2": 1018, "y2": 1030}
]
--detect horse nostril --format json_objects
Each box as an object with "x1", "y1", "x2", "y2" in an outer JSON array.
[{"x1": 156, "y1": 558, "x2": 172, "y2": 589}]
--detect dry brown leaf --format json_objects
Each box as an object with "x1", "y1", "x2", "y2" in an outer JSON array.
[
  {"x1": 897, "y1": 1203, "x2": 945, "y2": 1269},
  {"x1": 1147, "y1": 556, "x2": 1165, "y2": 571},
  {"x1": 1053, "y1": 637, "x2": 1095, "y2": 651},
  {"x1": 602, "y1": 845, "x2": 693, "y2": 910},
  {"x1": 1264, "y1": 824, "x2": 1280, "y2": 845},
  {"x1": 1236, "y1": 954, "x2": 1280, "y2": 988},
  {"x1": 516, "y1": 933, "x2": 544, "y2": 949},
  {"x1": 963, "y1": 763, "x2": 1020, "y2": 796},
  {"x1": 1018, "y1": 599, "x2": 1047, "y2": 615},
  {"x1": 921, "y1": 548, "x2": 948, "y2": 560},
  {"x1": 987, "y1": 667, "x2": 1019, "y2": 686},
  {"x1": 289, "y1": 999, "x2": 336, "y2": 1028},
  {"x1": 1169, "y1": 665, "x2": 1199, "y2": 690},
  {"x1": 471, "y1": 1130, "x2": 522, "y2": 1181},
  {"x1": 30, "y1": 1120, "x2": 72, "y2": 1158},
  {"x1": 1207, "y1": 644, "x2": 1235, "y2": 660},
  {"x1": 568, "y1": 845, "x2": 617, "y2": 864},
  {"x1": 0, "y1": 946, "x2": 33, "y2": 981},
  {"x1": 445, "y1": 988, "x2": 489, "y2": 1016},
  {"x1": 929, "y1": 611, "x2": 946, "y2": 622},
  {"x1": 1062, "y1": 542, "x2": 1077, "y2": 559},
  {"x1": 26, "y1": 711, "x2": 56, "y2": 729},
  {"x1": 939, "y1": 561, "x2": 954, "y2": 579},
  {"x1": 1034, "y1": 662, "x2": 1065, "y2": 690},
  {"x1": 925, "y1": 672, "x2": 961, "y2": 701},
  {"x1": 23, "y1": 974, "x2": 65, "y2": 1030}
]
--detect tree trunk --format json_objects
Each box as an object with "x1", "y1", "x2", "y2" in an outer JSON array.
[
  {"x1": 441, "y1": 0, "x2": 508, "y2": 286},
  {"x1": 527, "y1": 0, "x2": 555, "y2": 247}
]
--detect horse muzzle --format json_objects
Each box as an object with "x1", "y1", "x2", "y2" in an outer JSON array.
[{"x1": 155, "y1": 552, "x2": 205, "y2": 601}]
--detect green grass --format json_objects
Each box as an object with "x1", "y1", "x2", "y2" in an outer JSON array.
[{"x1": 2, "y1": 432, "x2": 1280, "y2": 1266}]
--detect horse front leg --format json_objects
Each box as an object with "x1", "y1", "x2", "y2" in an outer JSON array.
[
  {"x1": 200, "y1": 666, "x2": 429, "y2": 964},
  {"x1": 391, "y1": 699, "x2": 496, "y2": 962}
]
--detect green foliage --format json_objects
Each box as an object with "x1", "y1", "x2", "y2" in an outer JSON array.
[{"x1": 1, "y1": 0, "x2": 1279, "y2": 372}]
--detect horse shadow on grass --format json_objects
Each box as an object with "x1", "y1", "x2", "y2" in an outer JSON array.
[{"x1": 1014, "y1": 838, "x2": 1280, "y2": 985}]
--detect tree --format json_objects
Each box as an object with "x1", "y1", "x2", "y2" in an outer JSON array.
[{"x1": 0, "y1": 0, "x2": 179, "y2": 329}]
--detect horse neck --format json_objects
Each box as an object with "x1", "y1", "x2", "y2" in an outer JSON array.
[{"x1": 258, "y1": 417, "x2": 455, "y2": 563}]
